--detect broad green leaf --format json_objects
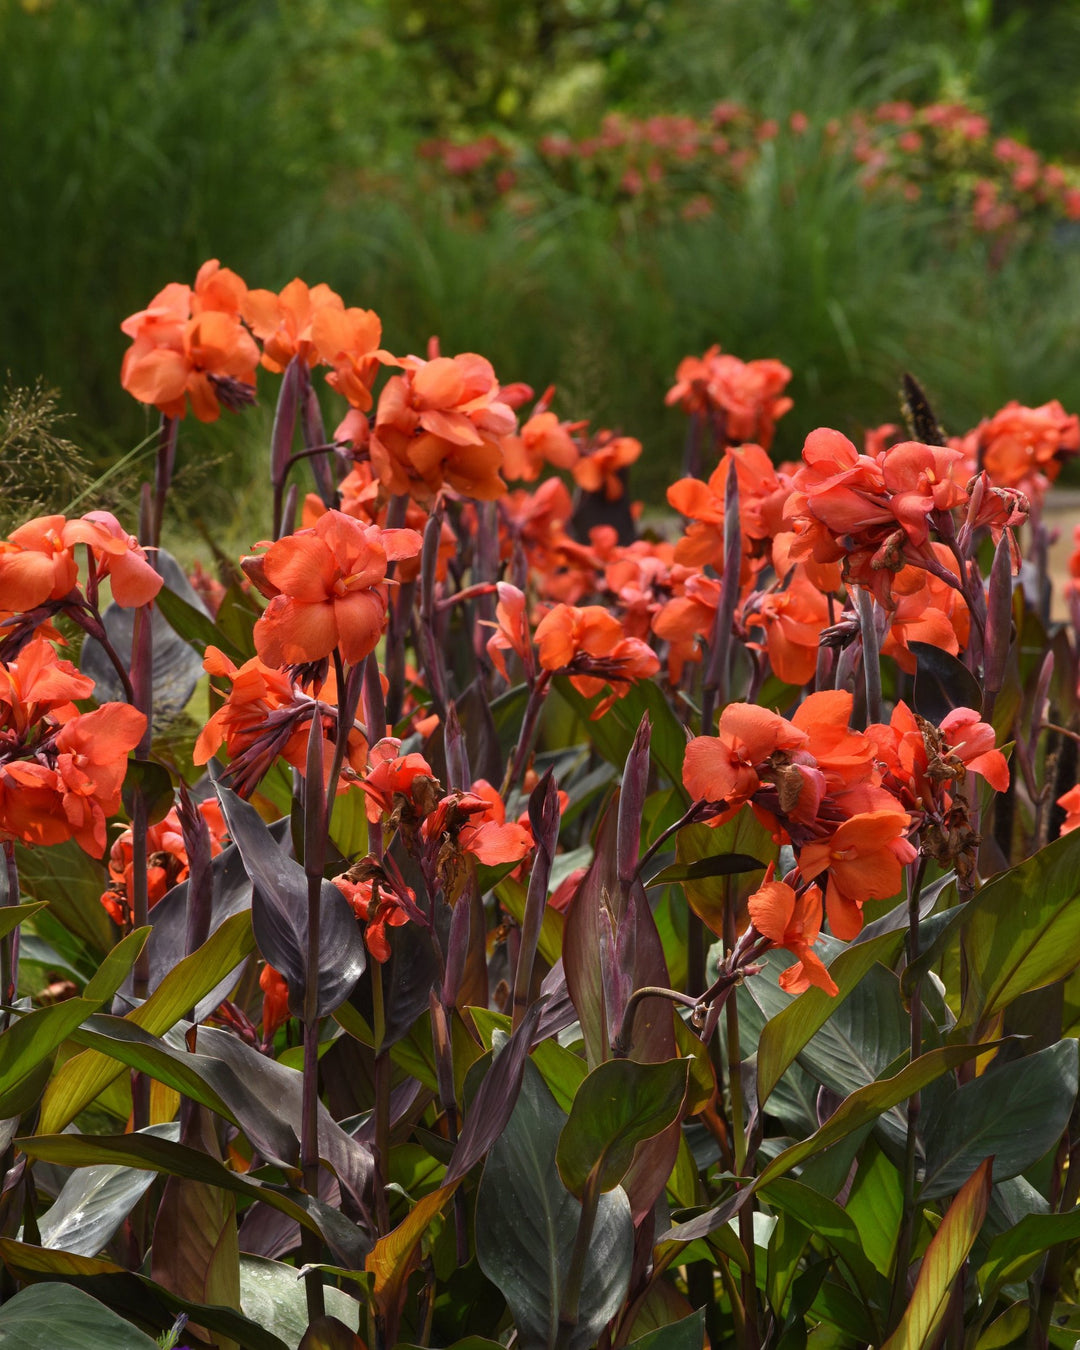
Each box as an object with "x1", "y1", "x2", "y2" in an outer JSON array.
[
  {"x1": 757, "y1": 1043, "x2": 992, "y2": 1188},
  {"x1": 38, "y1": 1122, "x2": 178, "y2": 1256},
  {"x1": 959, "y1": 827, "x2": 1080, "y2": 1030},
  {"x1": 556, "y1": 1058, "x2": 691, "y2": 1198},
  {"x1": 625, "y1": 1309, "x2": 706, "y2": 1350},
  {"x1": 328, "y1": 785, "x2": 368, "y2": 863},
  {"x1": 155, "y1": 581, "x2": 245, "y2": 664},
  {"x1": 557, "y1": 1057, "x2": 690, "y2": 1198},
  {"x1": 470, "y1": 1005, "x2": 588, "y2": 1114},
  {"x1": 975, "y1": 1304, "x2": 1029, "y2": 1349},
  {"x1": 16, "y1": 1132, "x2": 366, "y2": 1269},
  {"x1": 0, "y1": 903, "x2": 46, "y2": 942},
  {"x1": 238, "y1": 1256, "x2": 359, "y2": 1349},
  {"x1": 921, "y1": 1040, "x2": 1078, "y2": 1200},
  {"x1": 15, "y1": 839, "x2": 114, "y2": 957},
  {"x1": 675, "y1": 813, "x2": 775, "y2": 934},
  {"x1": 0, "y1": 1239, "x2": 287, "y2": 1350},
  {"x1": 760, "y1": 1179, "x2": 886, "y2": 1336},
  {"x1": 0, "y1": 926, "x2": 147, "y2": 1117},
  {"x1": 39, "y1": 909, "x2": 254, "y2": 1134},
  {"x1": 476, "y1": 1060, "x2": 632, "y2": 1350},
  {"x1": 880, "y1": 1159, "x2": 992, "y2": 1350},
  {"x1": 756, "y1": 929, "x2": 907, "y2": 1106},
  {"x1": 0, "y1": 1282, "x2": 159, "y2": 1348},
  {"x1": 842, "y1": 1140, "x2": 903, "y2": 1278},
  {"x1": 980, "y1": 1205, "x2": 1080, "y2": 1303},
  {"x1": 83, "y1": 925, "x2": 150, "y2": 1001},
  {"x1": 494, "y1": 874, "x2": 563, "y2": 968}
]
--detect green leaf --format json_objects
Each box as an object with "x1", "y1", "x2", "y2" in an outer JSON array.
[
  {"x1": 975, "y1": 1303, "x2": 1030, "y2": 1350},
  {"x1": 37, "y1": 1123, "x2": 178, "y2": 1256},
  {"x1": 0, "y1": 903, "x2": 46, "y2": 942},
  {"x1": 494, "y1": 873, "x2": 564, "y2": 968},
  {"x1": 760, "y1": 1179, "x2": 886, "y2": 1337},
  {"x1": 556, "y1": 1058, "x2": 689, "y2": 1198},
  {"x1": 475, "y1": 1060, "x2": 633, "y2": 1350},
  {"x1": 39, "y1": 910, "x2": 255, "y2": 1134},
  {"x1": 755, "y1": 930, "x2": 907, "y2": 1106},
  {"x1": 979, "y1": 1201, "x2": 1080, "y2": 1303},
  {"x1": 959, "y1": 827, "x2": 1080, "y2": 1031},
  {"x1": 675, "y1": 813, "x2": 776, "y2": 934},
  {"x1": 645, "y1": 854, "x2": 764, "y2": 888},
  {"x1": 15, "y1": 839, "x2": 114, "y2": 958},
  {"x1": 83, "y1": 925, "x2": 150, "y2": 1001},
  {"x1": 15, "y1": 1133, "x2": 366, "y2": 1269},
  {"x1": 843, "y1": 1140, "x2": 903, "y2": 1278},
  {"x1": 756, "y1": 1043, "x2": 993, "y2": 1188},
  {"x1": 121, "y1": 758, "x2": 175, "y2": 826},
  {"x1": 0, "y1": 1240, "x2": 288, "y2": 1350},
  {"x1": 921, "y1": 1041, "x2": 1078, "y2": 1200},
  {"x1": 880, "y1": 1159, "x2": 992, "y2": 1350},
  {"x1": 0, "y1": 1282, "x2": 159, "y2": 1347},
  {"x1": 625, "y1": 1309, "x2": 706, "y2": 1350},
  {"x1": 155, "y1": 581, "x2": 245, "y2": 664},
  {"x1": 328, "y1": 785, "x2": 368, "y2": 863},
  {"x1": 0, "y1": 927, "x2": 147, "y2": 1116}
]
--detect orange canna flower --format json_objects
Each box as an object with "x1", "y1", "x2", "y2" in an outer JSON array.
[
  {"x1": 486, "y1": 583, "x2": 533, "y2": 681},
  {"x1": 797, "y1": 809, "x2": 915, "y2": 940},
  {"x1": 63, "y1": 512, "x2": 163, "y2": 608},
  {"x1": 242, "y1": 277, "x2": 346, "y2": 372},
  {"x1": 534, "y1": 603, "x2": 659, "y2": 715},
  {"x1": 666, "y1": 345, "x2": 793, "y2": 449},
  {"x1": 742, "y1": 569, "x2": 830, "y2": 685},
  {"x1": 0, "y1": 516, "x2": 79, "y2": 612},
  {"x1": 120, "y1": 261, "x2": 259, "y2": 421},
  {"x1": 245, "y1": 511, "x2": 422, "y2": 667},
  {"x1": 0, "y1": 636, "x2": 93, "y2": 736},
  {"x1": 502, "y1": 409, "x2": 582, "y2": 482},
  {"x1": 683, "y1": 703, "x2": 807, "y2": 807},
  {"x1": 101, "y1": 800, "x2": 227, "y2": 927},
  {"x1": 572, "y1": 434, "x2": 642, "y2": 501},
  {"x1": 360, "y1": 738, "x2": 438, "y2": 824},
  {"x1": 340, "y1": 877, "x2": 414, "y2": 962},
  {"x1": 259, "y1": 964, "x2": 291, "y2": 1037},
  {"x1": 747, "y1": 866, "x2": 837, "y2": 996},
  {"x1": 1057, "y1": 785, "x2": 1080, "y2": 836},
  {"x1": 370, "y1": 352, "x2": 518, "y2": 502},
  {"x1": 311, "y1": 303, "x2": 386, "y2": 411}
]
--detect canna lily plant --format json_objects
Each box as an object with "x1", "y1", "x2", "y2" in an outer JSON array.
[{"x1": 0, "y1": 261, "x2": 1078, "y2": 1350}]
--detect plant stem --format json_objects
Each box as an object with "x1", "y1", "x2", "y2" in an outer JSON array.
[
  {"x1": 1, "y1": 844, "x2": 18, "y2": 1023},
  {"x1": 372, "y1": 962, "x2": 391, "y2": 1235},
  {"x1": 889, "y1": 855, "x2": 928, "y2": 1330},
  {"x1": 854, "y1": 587, "x2": 882, "y2": 728},
  {"x1": 300, "y1": 862, "x2": 326, "y2": 1322},
  {"x1": 556, "y1": 1172, "x2": 601, "y2": 1350},
  {"x1": 501, "y1": 670, "x2": 551, "y2": 798}
]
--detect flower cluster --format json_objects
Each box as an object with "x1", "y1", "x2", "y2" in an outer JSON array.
[
  {"x1": 0, "y1": 636, "x2": 145, "y2": 857},
  {"x1": 416, "y1": 99, "x2": 1080, "y2": 237}
]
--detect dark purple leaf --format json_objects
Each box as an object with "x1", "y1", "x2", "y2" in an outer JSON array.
[
  {"x1": 618, "y1": 714, "x2": 651, "y2": 885},
  {"x1": 910, "y1": 641, "x2": 983, "y2": 724},
  {"x1": 444, "y1": 996, "x2": 546, "y2": 1185},
  {"x1": 212, "y1": 778, "x2": 366, "y2": 1019},
  {"x1": 177, "y1": 782, "x2": 213, "y2": 960},
  {"x1": 115, "y1": 817, "x2": 292, "y2": 1022},
  {"x1": 565, "y1": 803, "x2": 676, "y2": 1067},
  {"x1": 270, "y1": 356, "x2": 301, "y2": 490}
]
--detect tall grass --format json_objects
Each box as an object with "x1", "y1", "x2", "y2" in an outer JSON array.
[{"x1": 4, "y1": 0, "x2": 1080, "y2": 526}]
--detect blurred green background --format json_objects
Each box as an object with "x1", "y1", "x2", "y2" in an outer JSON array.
[{"x1": 4, "y1": 0, "x2": 1080, "y2": 519}]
